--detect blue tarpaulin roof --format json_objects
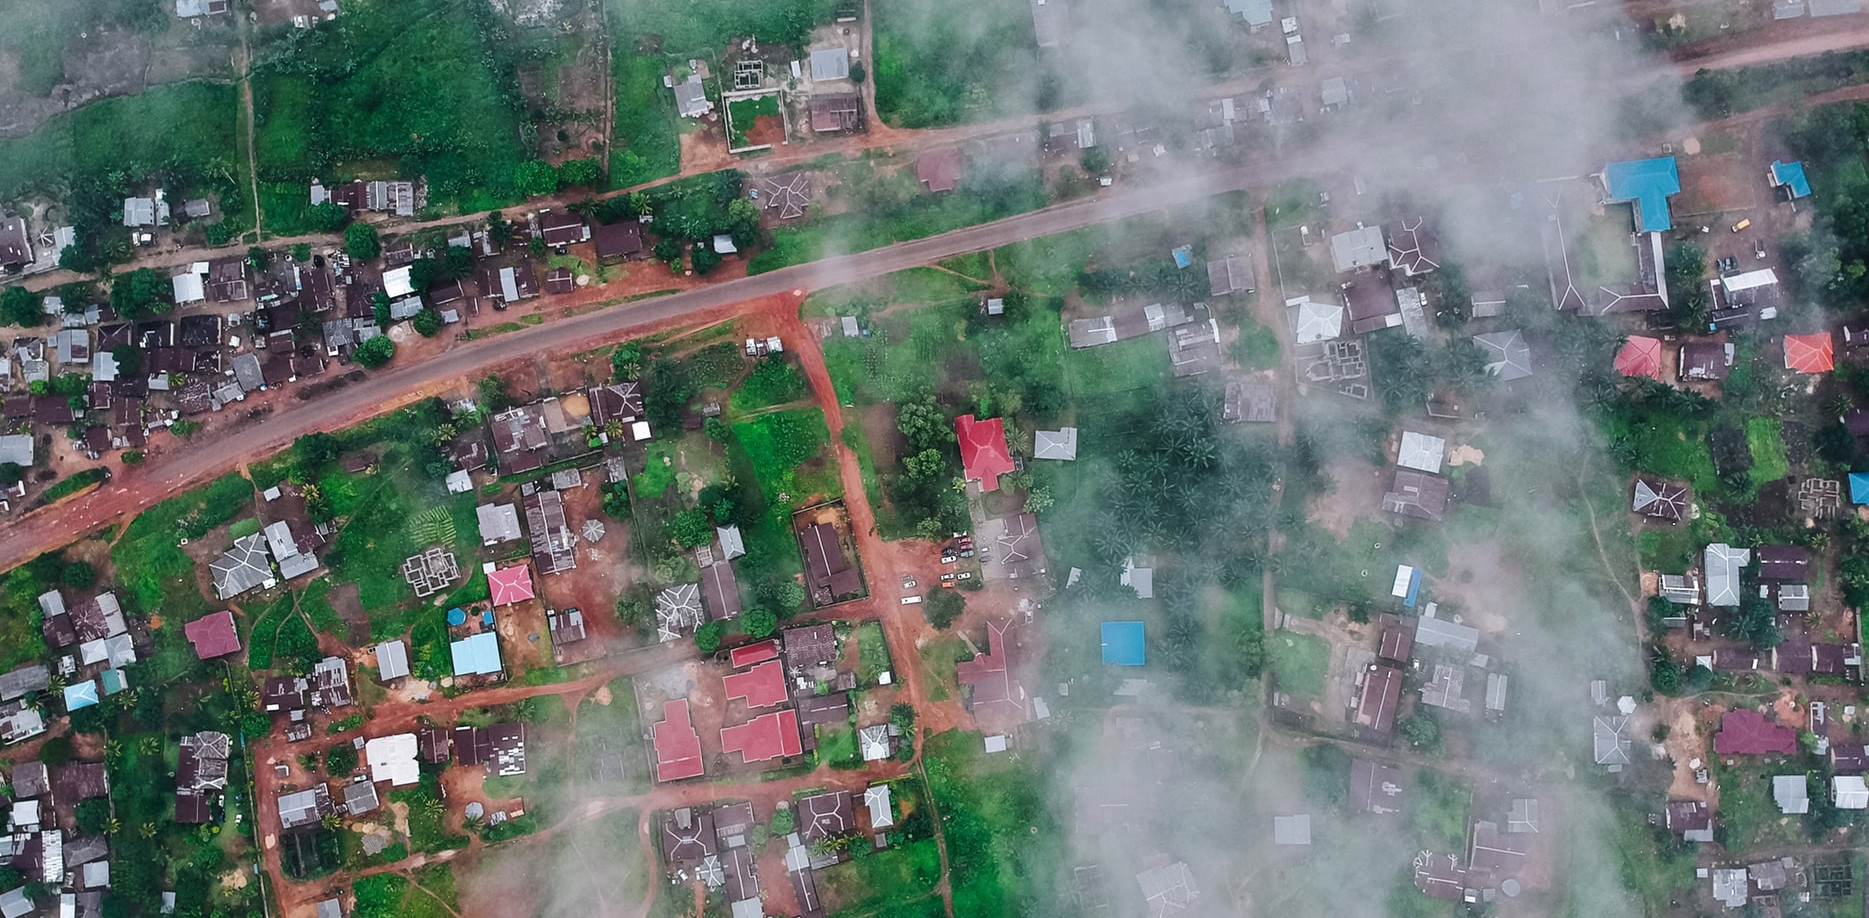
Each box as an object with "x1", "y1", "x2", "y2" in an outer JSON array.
[
  {"x1": 1603, "y1": 158, "x2": 1682, "y2": 232},
  {"x1": 450, "y1": 632, "x2": 503, "y2": 676},
  {"x1": 1101, "y1": 621, "x2": 1147, "y2": 666},
  {"x1": 1772, "y1": 160, "x2": 1812, "y2": 199},
  {"x1": 1852, "y1": 473, "x2": 1869, "y2": 505}
]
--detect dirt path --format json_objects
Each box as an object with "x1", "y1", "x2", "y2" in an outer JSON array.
[{"x1": 236, "y1": 20, "x2": 263, "y2": 240}]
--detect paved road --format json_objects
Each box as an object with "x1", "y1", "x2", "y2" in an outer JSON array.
[{"x1": 0, "y1": 161, "x2": 1309, "y2": 570}]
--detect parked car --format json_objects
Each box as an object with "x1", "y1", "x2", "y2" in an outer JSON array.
[
  {"x1": 957, "y1": 571, "x2": 972, "y2": 580},
  {"x1": 940, "y1": 554, "x2": 957, "y2": 564},
  {"x1": 940, "y1": 573, "x2": 956, "y2": 582}
]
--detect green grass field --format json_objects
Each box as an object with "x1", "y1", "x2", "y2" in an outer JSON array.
[
  {"x1": 1061, "y1": 335, "x2": 1169, "y2": 398},
  {"x1": 727, "y1": 94, "x2": 779, "y2": 148},
  {"x1": 818, "y1": 838, "x2": 942, "y2": 917},
  {"x1": 856, "y1": 621, "x2": 892, "y2": 684},
  {"x1": 1746, "y1": 416, "x2": 1790, "y2": 486},
  {"x1": 0, "y1": 80, "x2": 247, "y2": 226},
  {"x1": 607, "y1": 45, "x2": 681, "y2": 188},
  {"x1": 1266, "y1": 631, "x2": 1330, "y2": 698},
  {"x1": 250, "y1": 0, "x2": 530, "y2": 212},
  {"x1": 922, "y1": 730, "x2": 1063, "y2": 917},
  {"x1": 872, "y1": 0, "x2": 1044, "y2": 128}
]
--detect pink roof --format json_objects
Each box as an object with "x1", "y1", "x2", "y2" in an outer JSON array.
[
  {"x1": 488, "y1": 564, "x2": 535, "y2": 606},
  {"x1": 1614, "y1": 336, "x2": 1663, "y2": 379},
  {"x1": 729, "y1": 639, "x2": 780, "y2": 668},
  {"x1": 723, "y1": 660, "x2": 788, "y2": 709},
  {"x1": 720, "y1": 709, "x2": 803, "y2": 764},
  {"x1": 1785, "y1": 333, "x2": 1835, "y2": 374},
  {"x1": 1714, "y1": 709, "x2": 1797, "y2": 756},
  {"x1": 652, "y1": 699, "x2": 706, "y2": 782},
  {"x1": 183, "y1": 610, "x2": 241, "y2": 660},
  {"x1": 955, "y1": 415, "x2": 1015, "y2": 492}
]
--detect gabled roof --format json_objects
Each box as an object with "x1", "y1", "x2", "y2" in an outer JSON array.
[
  {"x1": 1715, "y1": 709, "x2": 1796, "y2": 755},
  {"x1": 1704, "y1": 543, "x2": 1751, "y2": 607},
  {"x1": 652, "y1": 700, "x2": 705, "y2": 782},
  {"x1": 1382, "y1": 469, "x2": 1449, "y2": 522},
  {"x1": 449, "y1": 632, "x2": 503, "y2": 676},
  {"x1": 1771, "y1": 160, "x2": 1812, "y2": 199},
  {"x1": 955, "y1": 415, "x2": 1015, "y2": 491},
  {"x1": 956, "y1": 620, "x2": 1028, "y2": 725},
  {"x1": 1330, "y1": 225, "x2": 1387, "y2": 273},
  {"x1": 1774, "y1": 774, "x2": 1810, "y2": 813},
  {"x1": 1593, "y1": 715, "x2": 1631, "y2": 765},
  {"x1": 720, "y1": 709, "x2": 802, "y2": 763},
  {"x1": 375, "y1": 640, "x2": 410, "y2": 681},
  {"x1": 723, "y1": 660, "x2": 787, "y2": 710}
]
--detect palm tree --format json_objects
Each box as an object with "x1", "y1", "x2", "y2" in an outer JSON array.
[
  {"x1": 139, "y1": 736, "x2": 162, "y2": 758},
  {"x1": 104, "y1": 740, "x2": 123, "y2": 764},
  {"x1": 138, "y1": 822, "x2": 158, "y2": 840}
]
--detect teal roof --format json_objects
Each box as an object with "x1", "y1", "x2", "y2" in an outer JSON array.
[
  {"x1": 1852, "y1": 473, "x2": 1869, "y2": 505},
  {"x1": 1603, "y1": 158, "x2": 1681, "y2": 232},
  {"x1": 1101, "y1": 621, "x2": 1147, "y2": 666},
  {"x1": 450, "y1": 632, "x2": 503, "y2": 676},
  {"x1": 100, "y1": 669, "x2": 128, "y2": 695},
  {"x1": 1772, "y1": 160, "x2": 1812, "y2": 199}
]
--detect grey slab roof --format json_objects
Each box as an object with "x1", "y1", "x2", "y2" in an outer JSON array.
[
  {"x1": 1136, "y1": 861, "x2": 1199, "y2": 917},
  {"x1": 477, "y1": 503, "x2": 523, "y2": 544},
  {"x1": 0, "y1": 665, "x2": 49, "y2": 702},
  {"x1": 276, "y1": 785, "x2": 331, "y2": 830},
  {"x1": 375, "y1": 641, "x2": 410, "y2": 681},
  {"x1": 1273, "y1": 814, "x2": 1312, "y2": 845},
  {"x1": 231, "y1": 353, "x2": 264, "y2": 391},
  {"x1": 0, "y1": 435, "x2": 33, "y2": 466},
  {"x1": 809, "y1": 48, "x2": 850, "y2": 81},
  {"x1": 1632, "y1": 477, "x2": 1687, "y2": 520},
  {"x1": 0, "y1": 887, "x2": 27, "y2": 918},
  {"x1": 315, "y1": 900, "x2": 343, "y2": 918},
  {"x1": 1414, "y1": 614, "x2": 1478, "y2": 653},
  {"x1": 1810, "y1": 0, "x2": 1861, "y2": 15}
]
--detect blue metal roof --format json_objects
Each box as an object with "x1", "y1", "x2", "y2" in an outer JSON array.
[
  {"x1": 1101, "y1": 621, "x2": 1147, "y2": 666},
  {"x1": 1603, "y1": 158, "x2": 1682, "y2": 232},
  {"x1": 1403, "y1": 568, "x2": 1423, "y2": 608},
  {"x1": 1772, "y1": 160, "x2": 1812, "y2": 199},
  {"x1": 63, "y1": 679, "x2": 99, "y2": 711},
  {"x1": 447, "y1": 607, "x2": 467, "y2": 626},
  {"x1": 450, "y1": 632, "x2": 503, "y2": 676},
  {"x1": 1852, "y1": 473, "x2": 1869, "y2": 505}
]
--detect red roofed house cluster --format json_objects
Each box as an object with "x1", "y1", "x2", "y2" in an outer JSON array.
[
  {"x1": 1714, "y1": 708, "x2": 1797, "y2": 756},
  {"x1": 652, "y1": 699, "x2": 706, "y2": 782},
  {"x1": 955, "y1": 619, "x2": 1030, "y2": 730}
]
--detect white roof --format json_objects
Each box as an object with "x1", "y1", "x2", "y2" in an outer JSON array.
[
  {"x1": 383, "y1": 265, "x2": 415, "y2": 299},
  {"x1": 1329, "y1": 225, "x2": 1387, "y2": 272},
  {"x1": 445, "y1": 470, "x2": 473, "y2": 494},
  {"x1": 1397, "y1": 431, "x2": 1444, "y2": 473},
  {"x1": 365, "y1": 733, "x2": 421, "y2": 786},
  {"x1": 1287, "y1": 295, "x2": 1343, "y2": 344},
  {"x1": 0, "y1": 435, "x2": 33, "y2": 466},
  {"x1": 171, "y1": 272, "x2": 206, "y2": 304},
  {"x1": 477, "y1": 503, "x2": 523, "y2": 544},
  {"x1": 1391, "y1": 565, "x2": 1416, "y2": 598},
  {"x1": 1273, "y1": 814, "x2": 1312, "y2": 845},
  {"x1": 1035, "y1": 427, "x2": 1078, "y2": 461},
  {"x1": 1837, "y1": 774, "x2": 1869, "y2": 809},
  {"x1": 983, "y1": 734, "x2": 1008, "y2": 753},
  {"x1": 374, "y1": 640, "x2": 410, "y2": 681},
  {"x1": 1774, "y1": 774, "x2": 1810, "y2": 813},
  {"x1": 1720, "y1": 268, "x2": 1778, "y2": 293}
]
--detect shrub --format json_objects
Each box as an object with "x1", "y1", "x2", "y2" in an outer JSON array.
[
  {"x1": 925, "y1": 590, "x2": 963, "y2": 629},
  {"x1": 695, "y1": 621, "x2": 725, "y2": 654},
  {"x1": 0, "y1": 287, "x2": 41, "y2": 327},
  {"x1": 354, "y1": 336, "x2": 397, "y2": 369},
  {"x1": 412, "y1": 309, "x2": 443, "y2": 337},
  {"x1": 344, "y1": 223, "x2": 381, "y2": 260},
  {"x1": 742, "y1": 608, "x2": 777, "y2": 639},
  {"x1": 516, "y1": 160, "x2": 559, "y2": 196}
]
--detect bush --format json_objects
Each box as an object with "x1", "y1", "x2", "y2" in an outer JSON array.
[
  {"x1": 0, "y1": 287, "x2": 41, "y2": 327},
  {"x1": 412, "y1": 309, "x2": 443, "y2": 337},
  {"x1": 557, "y1": 159, "x2": 602, "y2": 187},
  {"x1": 695, "y1": 621, "x2": 725, "y2": 654},
  {"x1": 516, "y1": 160, "x2": 559, "y2": 196},
  {"x1": 60, "y1": 562, "x2": 95, "y2": 589},
  {"x1": 326, "y1": 744, "x2": 359, "y2": 777},
  {"x1": 669, "y1": 508, "x2": 713, "y2": 547},
  {"x1": 354, "y1": 336, "x2": 397, "y2": 369},
  {"x1": 344, "y1": 223, "x2": 381, "y2": 260},
  {"x1": 925, "y1": 590, "x2": 963, "y2": 629},
  {"x1": 742, "y1": 607, "x2": 777, "y2": 639}
]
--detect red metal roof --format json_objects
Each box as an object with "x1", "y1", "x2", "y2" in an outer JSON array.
[
  {"x1": 184, "y1": 611, "x2": 241, "y2": 660},
  {"x1": 1614, "y1": 336, "x2": 1663, "y2": 379},
  {"x1": 723, "y1": 660, "x2": 788, "y2": 710},
  {"x1": 955, "y1": 415, "x2": 1015, "y2": 492},
  {"x1": 1356, "y1": 665, "x2": 1403, "y2": 734},
  {"x1": 652, "y1": 699, "x2": 706, "y2": 782},
  {"x1": 729, "y1": 639, "x2": 780, "y2": 668},
  {"x1": 916, "y1": 147, "x2": 963, "y2": 193},
  {"x1": 1714, "y1": 709, "x2": 1797, "y2": 755},
  {"x1": 1785, "y1": 333, "x2": 1835, "y2": 374},
  {"x1": 721, "y1": 709, "x2": 803, "y2": 764}
]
